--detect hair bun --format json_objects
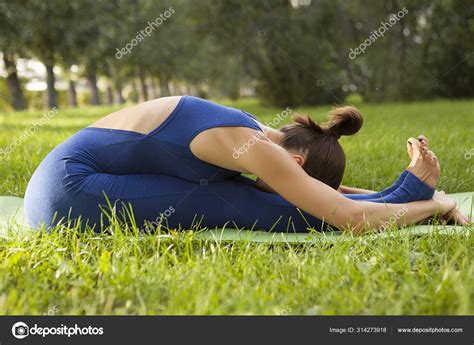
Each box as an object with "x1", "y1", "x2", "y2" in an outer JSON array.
[{"x1": 324, "y1": 106, "x2": 363, "y2": 138}]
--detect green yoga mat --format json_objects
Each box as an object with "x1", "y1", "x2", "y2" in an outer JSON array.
[{"x1": 0, "y1": 193, "x2": 472, "y2": 242}]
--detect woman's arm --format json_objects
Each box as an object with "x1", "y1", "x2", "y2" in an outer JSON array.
[{"x1": 236, "y1": 139, "x2": 453, "y2": 233}]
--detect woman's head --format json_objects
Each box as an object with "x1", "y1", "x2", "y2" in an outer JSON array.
[{"x1": 279, "y1": 106, "x2": 363, "y2": 189}]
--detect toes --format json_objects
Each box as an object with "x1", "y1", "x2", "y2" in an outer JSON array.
[
  {"x1": 418, "y1": 135, "x2": 429, "y2": 148},
  {"x1": 407, "y1": 138, "x2": 422, "y2": 157},
  {"x1": 427, "y1": 149, "x2": 438, "y2": 161},
  {"x1": 406, "y1": 141, "x2": 414, "y2": 159},
  {"x1": 418, "y1": 135, "x2": 429, "y2": 155}
]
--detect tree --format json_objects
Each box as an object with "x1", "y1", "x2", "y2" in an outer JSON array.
[
  {"x1": 0, "y1": 1, "x2": 28, "y2": 109},
  {"x1": 21, "y1": 0, "x2": 76, "y2": 108}
]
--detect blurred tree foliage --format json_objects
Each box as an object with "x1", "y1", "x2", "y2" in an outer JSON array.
[{"x1": 0, "y1": 0, "x2": 472, "y2": 109}]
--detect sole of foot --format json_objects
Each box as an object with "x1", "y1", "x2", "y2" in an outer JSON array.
[{"x1": 406, "y1": 137, "x2": 440, "y2": 188}]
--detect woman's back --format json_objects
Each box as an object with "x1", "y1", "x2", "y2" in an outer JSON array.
[{"x1": 90, "y1": 96, "x2": 182, "y2": 135}]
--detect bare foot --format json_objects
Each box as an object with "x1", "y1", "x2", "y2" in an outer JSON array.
[
  {"x1": 406, "y1": 134, "x2": 429, "y2": 160},
  {"x1": 406, "y1": 137, "x2": 470, "y2": 224},
  {"x1": 406, "y1": 137, "x2": 440, "y2": 188}
]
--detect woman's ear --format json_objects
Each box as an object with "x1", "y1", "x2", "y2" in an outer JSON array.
[{"x1": 292, "y1": 154, "x2": 305, "y2": 167}]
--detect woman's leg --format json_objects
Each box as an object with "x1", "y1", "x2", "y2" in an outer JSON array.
[
  {"x1": 344, "y1": 137, "x2": 438, "y2": 204},
  {"x1": 25, "y1": 154, "x2": 434, "y2": 234},
  {"x1": 343, "y1": 170, "x2": 409, "y2": 200},
  {"x1": 35, "y1": 172, "x2": 328, "y2": 233},
  {"x1": 344, "y1": 171, "x2": 434, "y2": 204},
  {"x1": 27, "y1": 169, "x2": 434, "y2": 233}
]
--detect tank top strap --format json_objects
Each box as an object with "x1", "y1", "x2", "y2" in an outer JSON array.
[{"x1": 150, "y1": 96, "x2": 262, "y2": 150}]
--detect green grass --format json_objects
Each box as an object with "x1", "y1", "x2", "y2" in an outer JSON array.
[{"x1": 0, "y1": 98, "x2": 473, "y2": 315}]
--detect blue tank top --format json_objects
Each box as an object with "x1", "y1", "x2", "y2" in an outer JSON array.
[{"x1": 72, "y1": 96, "x2": 263, "y2": 183}]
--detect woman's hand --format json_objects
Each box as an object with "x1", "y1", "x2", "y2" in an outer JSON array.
[
  {"x1": 432, "y1": 190, "x2": 457, "y2": 215},
  {"x1": 441, "y1": 208, "x2": 471, "y2": 226}
]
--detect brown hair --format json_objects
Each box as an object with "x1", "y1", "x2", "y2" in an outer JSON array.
[{"x1": 279, "y1": 106, "x2": 363, "y2": 189}]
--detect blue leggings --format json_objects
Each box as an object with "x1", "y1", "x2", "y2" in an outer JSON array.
[
  {"x1": 343, "y1": 170, "x2": 434, "y2": 203},
  {"x1": 25, "y1": 156, "x2": 434, "y2": 233}
]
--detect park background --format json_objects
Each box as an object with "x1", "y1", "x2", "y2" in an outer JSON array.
[
  {"x1": 0, "y1": 0, "x2": 472, "y2": 315},
  {"x1": 1, "y1": 0, "x2": 472, "y2": 110}
]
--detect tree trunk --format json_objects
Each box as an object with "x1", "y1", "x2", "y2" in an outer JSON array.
[
  {"x1": 159, "y1": 77, "x2": 170, "y2": 96},
  {"x1": 45, "y1": 63, "x2": 58, "y2": 109},
  {"x1": 68, "y1": 79, "x2": 78, "y2": 107},
  {"x1": 114, "y1": 83, "x2": 126, "y2": 104},
  {"x1": 131, "y1": 80, "x2": 139, "y2": 103},
  {"x1": 2, "y1": 52, "x2": 27, "y2": 110},
  {"x1": 137, "y1": 66, "x2": 148, "y2": 102},
  {"x1": 111, "y1": 65, "x2": 125, "y2": 104},
  {"x1": 397, "y1": 9, "x2": 406, "y2": 98},
  {"x1": 106, "y1": 86, "x2": 114, "y2": 105},
  {"x1": 87, "y1": 67, "x2": 101, "y2": 105}
]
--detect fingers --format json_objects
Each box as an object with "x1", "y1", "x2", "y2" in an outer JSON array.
[
  {"x1": 459, "y1": 214, "x2": 471, "y2": 226},
  {"x1": 445, "y1": 209, "x2": 471, "y2": 226}
]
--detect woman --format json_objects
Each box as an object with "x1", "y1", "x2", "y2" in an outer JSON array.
[{"x1": 24, "y1": 96, "x2": 460, "y2": 233}]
